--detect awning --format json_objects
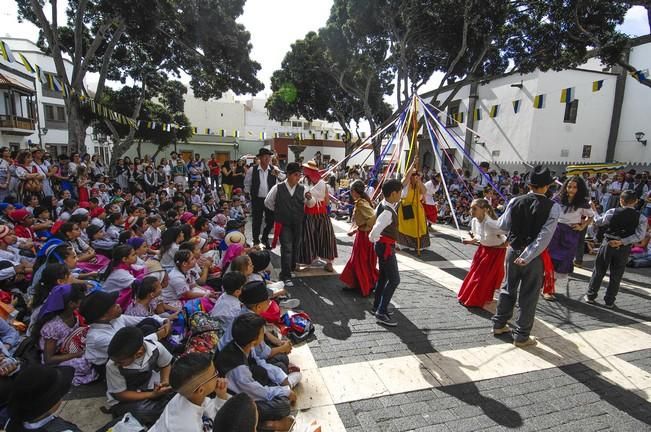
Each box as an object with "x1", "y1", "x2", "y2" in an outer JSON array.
[{"x1": 0, "y1": 73, "x2": 34, "y2": 93}]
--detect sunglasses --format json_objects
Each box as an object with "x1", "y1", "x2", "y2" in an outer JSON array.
[{"x1": 190, "y1": 371, "x2": 219, "y2": 393}]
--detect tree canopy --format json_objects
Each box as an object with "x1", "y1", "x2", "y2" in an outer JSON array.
[
  {"x1": 267, "y1": 0, "x2": 650, "y2": 161},
  {"x1": 17, "y1": 0, "x2": 264, "y2": 160}
]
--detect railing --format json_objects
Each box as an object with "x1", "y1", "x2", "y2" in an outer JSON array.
[{"x1": 0, "y1": 115, "x2": 36, "y2": 131}]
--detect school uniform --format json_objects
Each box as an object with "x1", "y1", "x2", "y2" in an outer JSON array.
[
  {"x1": 144, "y1": 226, "x2": 162, "y2": 249},
  {"x1": 217, "y1": 309, "x2": 288, "y2": 385},
  {"x1": 106, "y1": 334, "x2": 173, "y2": 425},
  {"x1": 586, "y1": 206, "x2": 648, "y2": 305},
  {"x1": 85, "y1": 315, "x2": 166, "y2": 366},
  {"x1": 148, "y1": 393, "x2": 225, "y2": 432},
  {"x1": 209, "y1": 293, "x2": 241, "y2": 325},
  {"x1": 216, "y1": 341, "x2": 291, "y2": 422}
]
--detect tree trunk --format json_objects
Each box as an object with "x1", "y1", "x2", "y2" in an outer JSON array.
[{"x1": 66, "y1": 98, "x2": 87, "y2": 154}]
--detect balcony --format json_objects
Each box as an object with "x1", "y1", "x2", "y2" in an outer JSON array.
[{"x1": 0, "y1": 114, "x2": 36, "y2": 136}]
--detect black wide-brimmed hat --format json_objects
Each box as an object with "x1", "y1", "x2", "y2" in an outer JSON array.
[
  {"x1": 8, "y1": 365, "x2": 74, "y2": 421},
  {"x1": 257, "y1": 148, "x2": 274, "y2": 157},
  {"x1": 528, "y1": 165, "x2": 554, "y2": 187}
]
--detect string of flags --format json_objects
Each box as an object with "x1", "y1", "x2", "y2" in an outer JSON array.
[{"x1": 448, "y1": 78, "x2": 611, "y2": 125}]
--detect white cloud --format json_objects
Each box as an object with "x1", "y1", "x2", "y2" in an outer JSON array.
[{"x1": 618, "y1": 6, "x2": 649, "y2": 37}]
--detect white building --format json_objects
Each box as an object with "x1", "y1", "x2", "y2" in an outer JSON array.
[
  {"x1": 421, "y1": 35, "x2": 651, "y2": 173},
  {"x1": 0, "y1": 38, "x2": 103, "y2": 159}
]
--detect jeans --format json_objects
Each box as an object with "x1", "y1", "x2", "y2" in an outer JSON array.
[
  {"x1": 251, "y1": 197, "x2": 275, "y2": 244},
  {"x1": 373, "y1": 242, "x2": 400, "y2": 315},
  {"x1": 492, "y1": 248, "x2": 543, "y2": 342},
  {"x1": 279, "y1": 223, "x2": 301, "y2": 280},
  {"x1": 587, "y1": 242, "x2": 632, "y2": 305}
]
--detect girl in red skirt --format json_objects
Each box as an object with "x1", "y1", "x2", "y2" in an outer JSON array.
[
  {"x1": 458, "y1": 198, "x2": 507, "y2": 307},
  {"x1": 340, "y1": 180, "x2": 379, "y2": 296}
]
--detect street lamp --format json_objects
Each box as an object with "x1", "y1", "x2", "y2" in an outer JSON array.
[{"x1": 635, "y1": 132, "x2": 647, "y2": 146}]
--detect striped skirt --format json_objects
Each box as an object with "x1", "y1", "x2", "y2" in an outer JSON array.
[{"x1": 297, "y1": 212, "x2": 338, "y2": 264}]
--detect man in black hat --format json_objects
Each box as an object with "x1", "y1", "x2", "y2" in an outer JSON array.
[
  {"x1": 264, "y1": 163, "x2": 315, "y2": 287},
  {"x1": 245, "y1": 148, "x2": 285, "y2": 248},
  {"x1": 492, "y1": 166, "x2": 560, "y2": 347}
]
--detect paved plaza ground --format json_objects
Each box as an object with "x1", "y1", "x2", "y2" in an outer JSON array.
[{"x1": 58, "y1": 218, "x2": 651, "y2": 431}]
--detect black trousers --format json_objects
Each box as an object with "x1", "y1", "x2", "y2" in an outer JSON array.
[
  {"x1": 373, "y1": 242, "x2": 400, "y2": 315},
  {"x1": 575, "y1": 227, "x2": 587, "y2": 262},
  {"x1": 279, "y1": 223, "x2": 301, "y2": 280},
  {"x1": 252, "y1": 197, "x2": 275, "y2": 244},
  {"x1": 587, "y1": 242, "x2": 631, "y2": 305},
  {"x1": 109, "y1": 393, "x2": 174, "y2": 426}
]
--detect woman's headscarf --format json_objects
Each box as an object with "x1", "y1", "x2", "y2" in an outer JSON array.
[{"x1": 220, "y1": 243, "x2": 245, "y2": 271}]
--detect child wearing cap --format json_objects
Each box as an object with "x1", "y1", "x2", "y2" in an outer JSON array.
[
  {"x1": 149, "y1": 352, "x2": 229, "y2": 432},
  {"x1": 5, "y1": 365, "x2": 82, "y2": 432},
  {"x1": 81, "y1": 291, "x2": 170, "y2": 367},
  {"x1": 215, "y1": 314, "x2": 295, "y2": 432},
  {"x1": 105, "y1": 327, "x2": 174, "y2": 426}
]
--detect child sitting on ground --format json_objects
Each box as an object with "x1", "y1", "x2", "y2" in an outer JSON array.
[
  {"x1": 210, "y1": 271, "x2": 246, "y2": 325},
  {"x1": 218, "y1": 281, "x2": 300, "y2": 387},
  {"x1": 5, "y1": 365, "x2": 82, "y2": 432},
  {"x1": 212, "y1": 393, "x2": 258, "y2": 432},
  {"x1": 149, "y1": 352, "x2": 229, "y2": 432},
  {"x1": 80, "y1": 291, "x2": 170, "y2": 368},
  {"x1": 125, "y1": 276, "x2": 179, "y2": 319},
  {"x1": 215, "y1": 314, "x2": 296, "y2": 432},
  {"x1": 105, "y1": 326, "x2": 174, "y2": 426}
]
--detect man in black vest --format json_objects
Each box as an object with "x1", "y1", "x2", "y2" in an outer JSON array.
[
  {"x1": 586, "y1": 189, "x2": 648, "y2": 307},
  {"x1": 245, "y1": 148, "x2": 284, "y2": 248},
  {"x1": 492, "y1": 166, "x2": 560, "y2": 347},
  {"x1": 264, "y1": 162, "x2": 314, "y2": 287}
]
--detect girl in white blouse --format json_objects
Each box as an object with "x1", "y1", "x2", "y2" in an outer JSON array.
[{"x1": 457, "y1": 199, "x2": 507, "y2": 307}]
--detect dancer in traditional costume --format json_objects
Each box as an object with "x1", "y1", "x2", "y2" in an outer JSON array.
[
  {"x1": 543, "y1": 176, "x2": 593, "y2": 300},
  {"x1": 458, "y1": 199, "x2": 507, "y2": 307},
  {"x1": 423, "y1": 173, "x2": 440, "y2": 227},
  {"x1": 398, "y1": 166, "x2": 430, "y2": 251},
  {"x1": 340, "y1": 180, "x2": 378, "y2": 296},
  {"x1": 296, "y1": 160, "x2": 338, "y2": 272}
]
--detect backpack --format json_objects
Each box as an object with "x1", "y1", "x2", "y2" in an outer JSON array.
[
  {"x1": 279, "y1": 311, "x2": 315, "y2": 344},
  {"x1": 185, "y1": 312, "x2": 223, "y2": 354}
]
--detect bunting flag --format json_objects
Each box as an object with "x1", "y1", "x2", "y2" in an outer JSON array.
[
  {"x1": 0, "y1": 41, "x2": 15, "y2": 63},
  {"x1": 512, "y1": 99, "x2": 521, "y2": 113},
  {"x1": 474, "y1": 108, "x2": 482, "y2": 121},
  {"x1": 453, "y1": 112, "x2": 464, "y2": 123},
  {"x1": 259, "y1": 132, "x2": 266, "y2": 140},
  {"x1": 335, "y1": 133, "x2": 341, "y2": 140},
  {"x1": 35, "y1": 65, "x2": 46, "y2": 83},
  {"x1": 592, "y1": 80, "x2": 604, "y2": 92},
  {"x1": 296, "y1": 132, "x2": 303, "y2": 141},
  {"x1": 192, "y1": 127, "x2": 198, "y2": 134},
  {"x1": 205, "y1": 128, "x2": 211, "y2": 134},
  {"x1": 232, "y1": 130, "x2": 240, "y2": 138},
  {"x1": 47, "y1": 74, "x2": 62, "y2": 92},
  {"x1": 17, "y1": 53, "x2": 35, "y2": 73},
  {"x1": 560, "y1": 87, "x2": 574, "y2": 104},
  {"x1": 219, "y1": 129, "x2": 225, "y2": 137},
  {"x1": 533, "y1": 94, "x2": 545, "y2": 109},
  {"x1": 489, "y1": 105, "x2": 499, "y2": 118},
  {"x1": 631, "y1": 70, "x2": 647, "y2": 82},
  {"x1": 323, "y1": 131, "x2": 329, "y2": 139}
]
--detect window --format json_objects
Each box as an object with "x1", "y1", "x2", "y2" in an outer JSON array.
[
  {"x1": 582, "y1": 145, "x2": 592, "y2": 158},
  {"x1": 291, "y1": 121, "x2": 301, "y2": 128},
  {"x1": 44, "y1": 104, "x2": 66, "y2": 121},
  {"x1": 563, "y1": 100, "x2": 579, "y2": 124},
  {"x1": 491, "y1": 150, "x2": 500, "y2": 157},
  {"x1": 560, "y1": 149, "x2": 569, "y2": 157}
]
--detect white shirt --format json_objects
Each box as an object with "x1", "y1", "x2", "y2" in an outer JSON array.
[
  {"x1": 303, "y1": 179, "x2": 328, "y2": 202},
  {"x1": 144, "y1": 226, "x2": 161, "y2": 247},
  {"x1": 106, "y1": 334, "x2": 172, "y2": 406},
  {"x1": 264, "y1": 180, "x2": 316, "y2": 211},
  {"x1": 557, "y1": 205, "x2": 594, "y2": 225},
  {"x1": 148, "y1": 393, "x2": 226, "y2": 432},
  {"x1": 102, "y1": 268, "x2": 135, "y2": 293},
  {"x1": 85, "y1": 315, "x2": 165, "y2": 365},
  {"x1": 470, "y1": 217, "x2": 507, "y2": 247},
  {"x1": 369, "y1": 200, "x2": 397, "y2": 243},
  {"x1": 424, "y1": 180, "x2": 439, "y2": 206},
  {"x1": 163, "y1": 267, "x2": 191, "y2": 304}
]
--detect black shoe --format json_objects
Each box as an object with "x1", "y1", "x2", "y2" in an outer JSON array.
[
  {"x1": 584, "y1": 295, "x2": 596, "y2": 305},
  {"x1": 376, "y1": 313, "x2": 397, "y2": 327},
  {"x1": 371, "y1": 306, "x2": 395, "y2": 316},
  {"x1": 603, "y1": 303, "x2": 615, "y2": 309}
]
